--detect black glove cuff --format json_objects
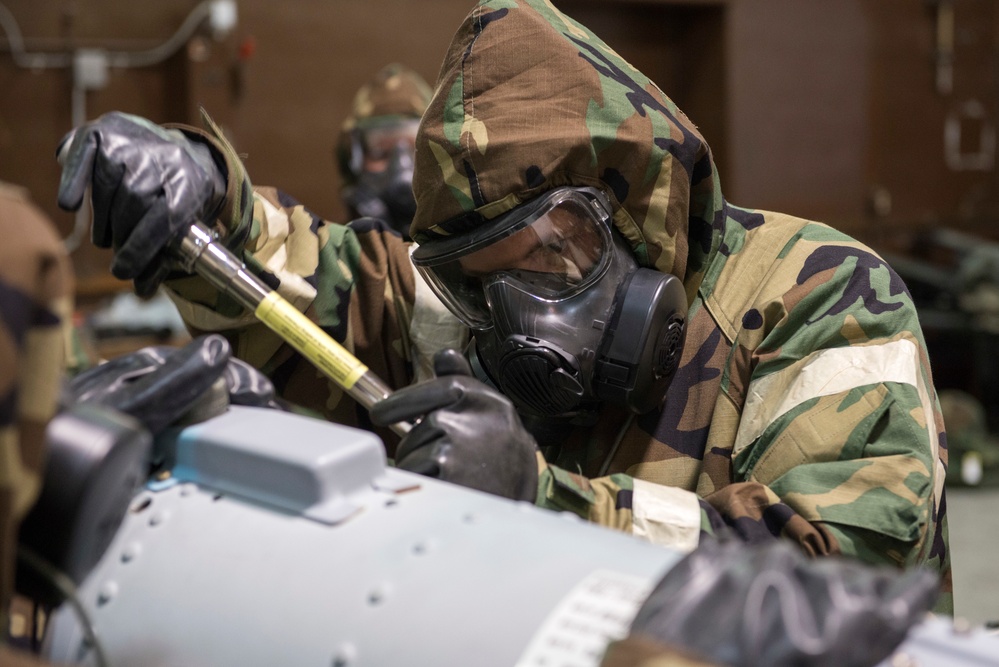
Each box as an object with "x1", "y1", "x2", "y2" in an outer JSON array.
[{"x1": 167, "y1": 111, "x2": 254, "y2": 255}]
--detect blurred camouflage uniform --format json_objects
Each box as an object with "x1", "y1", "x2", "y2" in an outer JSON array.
[
  {"x1": 0, "y1": 182, "x2": 73, "y2": 664},
  {"x1": 601, "y1": 638, "x2": 719, "y2": 667},
  {"x1": 166, "y1": 0, "x2": 951, "y2": 612},
  {"x1": 335, "y1": 64, "x2": 432, "y2": 238},
  {"x1": 939, "y1": 389, "x2": 999, "y2": 486}
]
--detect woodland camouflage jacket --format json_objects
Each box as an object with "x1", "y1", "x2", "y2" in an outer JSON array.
[
  {"x1": 0, "y1": 182, "x2": 72, "y2": 641},
  {"x1": 168, "y1": 0, "x2": 951, "y2": 612}
]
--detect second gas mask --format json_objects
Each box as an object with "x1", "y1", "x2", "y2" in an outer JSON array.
[
  {"x1": 412, "y1": 187, "x2": 687, "y2": 419},
  {"x1": 343, "y1": 118, "x2": 419, "y2": 238}
]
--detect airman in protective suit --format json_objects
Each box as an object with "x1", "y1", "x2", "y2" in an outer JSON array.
[
  {"x1": 0, "y1": 181, "x2": 73, "y2": 666},
  {"x1": 56, "y1": 0, "x2": 953, "y2": 619},
  {"x1": 335, "y1": 63, "x2": 431, "y2": 240}
]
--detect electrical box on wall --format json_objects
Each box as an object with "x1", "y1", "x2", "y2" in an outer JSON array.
[{"x1": 73, "y1": 50, "x2": 109, "y2": 91}]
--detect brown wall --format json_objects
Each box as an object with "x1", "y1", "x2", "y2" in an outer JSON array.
[
  {"x1": 2, "y1": 0, "x2": 998, "y2": 285},
  {"x1": 726, "y1": 0, "x2": 870, "y2": 226},
  {"x1": 223, "y1": 0, "x2": 473, "y2": 222},
  {"x1": 0, "y1": 0, "x2": 472, "y2": 281}
]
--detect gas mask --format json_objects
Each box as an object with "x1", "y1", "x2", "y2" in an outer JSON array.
[
  {"x1": 343, "y1": 118, "x2": 419, "y2": 239},
  {"x1": 412, "y1": 187, "x2": 687, "y2": 420}
]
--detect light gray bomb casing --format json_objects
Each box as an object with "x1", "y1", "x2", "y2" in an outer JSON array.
[
  {"x1": 43, "y1": 406, "x2": 677, "y2": 667},
  {"x1": 42, "y1": 406, "x2": 999, "y2": 667}
]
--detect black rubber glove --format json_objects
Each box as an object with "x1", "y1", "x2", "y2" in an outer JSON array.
[
  {"x1": 223, "y1": 356, "x2": 281, "y2": 408},
  {"x1": 369, "y1": 348, "x2": 539, "y2": 501},
  {"x1": 626, "y1": 538, "x2": 939, "y2": 667},
  {"x1": 57, "y1": 111, "x2": 227, "y2": 296},
  {"x1": 64, "y1": 334, "x2": 278, "y2": 435}
]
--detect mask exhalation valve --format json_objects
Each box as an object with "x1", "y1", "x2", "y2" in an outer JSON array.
[{"x1": 497, "y1": 336, "x2": 585, "y2": 417}]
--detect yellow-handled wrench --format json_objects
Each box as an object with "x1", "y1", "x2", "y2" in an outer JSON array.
[{"x1": 171, "y1": 222, "x2": 411, "y2": 437}]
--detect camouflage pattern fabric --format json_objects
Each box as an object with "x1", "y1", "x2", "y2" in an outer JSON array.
[
  {"x1": 164, "y1": 177, "x2": 418, "y2": 451},
  {"x1": 601, "y1": 635, "x2": 720, "y2": 667},
  {"x1": 166, "y1": 0, "x2": 950, "y2": 614},
  {"x1": 0, "y1": 182, "x2": 73, "y2": 639},
  {"x1": 335, "y1": 63, "x2": 433, "y2": 186},
  {"x1": 939, "y1": 389, "x2": 999, "y2": 486},
  {"x1": 409, "y1": 0, "x2": 951, "y2": 610}
]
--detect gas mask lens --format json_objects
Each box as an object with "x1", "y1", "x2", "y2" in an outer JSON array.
[
  {"x1": 359, "y1": 117, "x2": 420, "y2": 173},
  {"x1": 415, "y1": 186, "x2": 687, "y2": 419},
  {"x1": 413, "y1": 188, "x2": 613, "y2": 329}
]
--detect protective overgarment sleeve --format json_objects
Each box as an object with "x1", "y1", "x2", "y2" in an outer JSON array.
[
  {"x1": 165, "y1": 111, "x2": 255, "y2": 253},
  {"x1": 161, "y1": 121, "x2": 418, "y2": 435},
  {"x1": 535, "y1": 454, "x2": 706, "y2": 554},
  {"x1": 718, "y1": 223, "x2": 949, "y2": 611},
  {"x1": 539, "y1": 221, "x2": 951, "y2": 613},
  {"x1": 0, "y1": 182, "x2": 74, "y2": 635},
  {"x1": 536, "y1": 353, "x2": 949, "y2": 605}
]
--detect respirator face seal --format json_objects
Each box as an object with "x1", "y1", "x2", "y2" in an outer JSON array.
[
  {"x1": 413, "y1": 187, "x2": 687, "y2": 418},
  {"x1": 412, "y1": 187, "x2": 614, "y2": 329}
]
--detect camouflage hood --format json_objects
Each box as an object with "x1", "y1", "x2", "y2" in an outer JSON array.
[
  {"x1": 411, "y1": 0, "x2": 726, "y2": 294},
  {"x1": 336, "y1": 63, "x2": 432, "y2": 183}
]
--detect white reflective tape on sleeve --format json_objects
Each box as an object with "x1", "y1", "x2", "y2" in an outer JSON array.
[
  {"x1": 631, "y1": 479, "x2": 701, "y2": 552},
  {"x1": 408, "y1": 245, "x2": 469, "y2": 383},
  {"x1": 737, "y1": 339, "x2": 921, "y2": 455},
  {"x1": 735, "y1": 338, "x2": 944, "y2": 505}
]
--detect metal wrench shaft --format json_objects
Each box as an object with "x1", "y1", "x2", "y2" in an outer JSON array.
[{"x1": 172, "y1": 223, "x2": 411, "y2": 436}]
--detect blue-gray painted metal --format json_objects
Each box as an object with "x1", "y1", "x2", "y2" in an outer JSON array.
[
  {"x1": 43, "y1": 406, "x2": 678, "y2": 666},
  {"x1": 883, "y1": 617, "x2": 999, "y2": 666},
  {"x1": 43, "y1": 406, "x2": 999, "y2": 666}
]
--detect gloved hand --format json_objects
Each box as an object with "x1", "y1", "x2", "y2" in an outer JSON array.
[
  {"x1": 614, "y1": 538, "x2": 939, "y2": 667},
  {"x1": 369, "y1": 348, "x2": 539, "y2": 501},
  {"x1": 64, "y1": 334, "x2": 279, "y2": 435},
  {"x1": 57, "y1": 111, "x2": 227, "y2": 296}
]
